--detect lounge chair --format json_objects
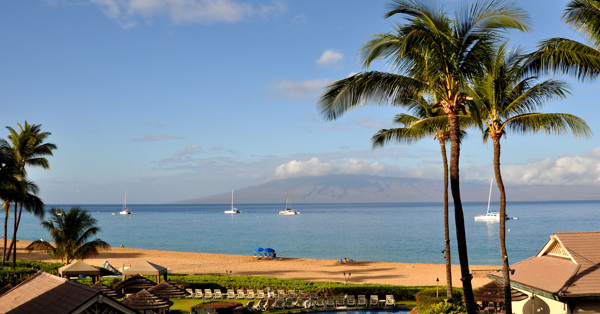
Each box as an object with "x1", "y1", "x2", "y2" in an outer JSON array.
[
  {"x1": 287, "y1": 290, "x2": 297, "y2": 299},
  {"x1": 385, "y1": 294, "x2": 395, "y2": 306},
  {"x1": 273, "y1": 297, "x2": 285, "y2": 309},
  {"x1": 347, "y1": 295, "x2": 356, "y2": 306},
  {"x1": 336, "y1": 295, "x2": 346, "y2": 306},
  {"x1": 309, "y1": 291, "x2": 317, "y2": 300},
  {"x1": 246, "y1": 289, "x2": 255, "y2": 299},
  {"x1": 185, "y1": 288, "x2": 194, "y2": 298},
  {"x1": 194, "y1": 289, "x2": 204, "y2": 299},
  {"x1": 284, "y1": 298, "x2": 295, "y2": 308},
  {"x1": 315, "y1": 297, "x2": 325, "y2": 307},
  {"x1": 198, "y1": 309, "x2": 207, "y2": 314},
  {"x1": 246, "y1": 301, "x2": 255, "y2": 310},
  {"x1": 370, "y1": 295, "x2": 379, "y2": 306},
  {"x1": 254, "y1": 300, "x2": 266, "y2": 311},
  {"x1": 357, "y1": 295, "x2": 367, "y2": 306},
  {"x1": 236, "y1": 289, "x2": 246, "y2": 299},
  {"x1": 256, "y1": 290, "x2": 265, "y2": 299},
  {"x1": 326, "y1": 296, "x2": 336, "y2": 307},
  {"x1": 277, "y1": 289, "x2": 286, "y2": 298},
  {"x1": 227, "y1": 289, "x2": 236, "y2": 299},
  {"x1": 298, "y1": 290, "x2": 306, "y2": 299},
  {"x1": 204, "y1": 289, "x2": 214, "y2": 299},
  {"x1": 295, "y1": 297, "x2": 304, "y2": 308},
  {"x1": 214, "y1": 289, "x2": 223, "y2": 299}
]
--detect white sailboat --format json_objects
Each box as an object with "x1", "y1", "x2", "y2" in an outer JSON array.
[
  {"x1": 224, "y1": 190, "x2": 242, "y2": 214},
  {"x1": 120, "y1": 191, "x2": 131, "y2": 215},
  {"x1": 474, "y1": 178, "x2": 516, "y2": 222},
  {"x1": 279, "y1": 190, "x2": 299, "y2": 215}
]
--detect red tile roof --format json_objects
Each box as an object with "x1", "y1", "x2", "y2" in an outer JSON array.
[
  {"x1": 0, "y1": 271, "x2": 136, "y2": 313},
  {"x1": 491, "y1": 231, "x2": 600, "y2": 298}
]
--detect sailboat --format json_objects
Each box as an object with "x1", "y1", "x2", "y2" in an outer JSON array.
[
  {"x1": 224, "y1": 190, "x2": 242, "y2": 214},
  {"x1": 279, "y1": 190, "x2": 299, "y2": 215},
  {"x1": 474, "y1": 178, "x2": 516, "y2": 222},
  {"x1": 119, "y1": 191, "x2": 132, "y2": 215}
]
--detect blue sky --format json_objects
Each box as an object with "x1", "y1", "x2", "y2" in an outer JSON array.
[{"x1": 1, "y1": 0, "x2": 599, "y2": 204}]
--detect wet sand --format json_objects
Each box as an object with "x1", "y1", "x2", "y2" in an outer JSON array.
[{"x1": 5, "y1": 240, "x2": 495, "y2": 287}]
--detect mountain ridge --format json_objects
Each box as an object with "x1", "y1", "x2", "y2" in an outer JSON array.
[{"x1": 173, "y1": 174, "x2": 600, "y2": 204}]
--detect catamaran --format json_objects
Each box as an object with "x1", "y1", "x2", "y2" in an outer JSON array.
[
  {"x1": 474, "y1": 178, "x2": 517, "y2": 222},
  {"x1": 120, "y1": 191, "x2": 132, "y2": 215},
  {"x1": 224, "y1": 190, "x2": 242, "y2": 214},
  {"x1": 279, "y1": 190, "x2": 299, "y2": 215}
]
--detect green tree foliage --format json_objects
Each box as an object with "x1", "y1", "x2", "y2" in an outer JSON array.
[{"x1": 26, "y1": 206, "x2": 110, "y2": 264}]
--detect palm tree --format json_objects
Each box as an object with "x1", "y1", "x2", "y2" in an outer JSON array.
[
  {"x1": 372, "y1": 99, "x2": 470, "y2": 298},
  {"x1": 26, "y1": 206, "x2": 110, "y2": 264},
  {"x1": 0, "y1": 146, "x2": 20, "y2": 264},
  {"x1": 318, "y1": 1, "x2": 530, "y2": 312},
  {"x1": 526, "y1": 0, "x2": 600, "y2": 79},
  {"x1": 0, "y1": 121, "x2": 56, "y2": 267},
  {"x1": 468, "y1": 44, "x2": 592, "y2": 313}
]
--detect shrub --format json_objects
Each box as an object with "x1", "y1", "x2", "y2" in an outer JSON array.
[
  {"x1": 416, "y1": 288, "x2": 464, "y2": 314},
  {"x1": 191, "y1": 301, "x2": 243, "y2": 314}
]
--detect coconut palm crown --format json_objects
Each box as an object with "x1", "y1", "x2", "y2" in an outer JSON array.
[{"x1": 26, "y1": 206, "x2": 110, "y2": 264}]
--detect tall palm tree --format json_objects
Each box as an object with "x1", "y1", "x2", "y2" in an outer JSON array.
[
  {"x1": 0, "y1": 146, "x2": 20, "y2": 264},
  {"x1": 526, "y1": 0, "x2": 600, "y2": 79},
  {"x1": 318, "y1": 1, "x2": 530, "y2": 312},
  {"x1": 468, "y1": 44, "x2": 592, "y2": 312},
  {"x1": 0, "y1": 121, "x2": 56, "y2": 267},
  {"x1": 26, "y1": 206, "x2": 110, "y2": 264},
  {"x1": 372, "y1": 99, "x2": 470, "y2": 298}
]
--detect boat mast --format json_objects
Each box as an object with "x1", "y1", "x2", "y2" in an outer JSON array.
[
  {"x1": 231, "y1": 190, "x2": 234, "y2": 210},
  {"x1": 123, "y1": 190, "x2": 127, "y2": 210}
]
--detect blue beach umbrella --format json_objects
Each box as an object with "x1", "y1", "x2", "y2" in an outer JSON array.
[
  {"x1": 253, "y1": 247, "x2": 264, "y2": 257},
  {"x1": 263, "y1": 248, "x2": 275, "y2": 258}
]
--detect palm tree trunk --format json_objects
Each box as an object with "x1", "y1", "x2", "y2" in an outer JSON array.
[
  {"x1": 9, "y1": 203, "x2": 18, "y2": 268},
  {"x1": 5, "y1": 203, "x2": 17, "y2": 262},
  {"x1": 12, "y1": 203, "x2": 25, "y2": 269},
  {"x1": 440, "y1": 140, "x2": 452, "y2": 298},
  {"x1": 2, "y1": 201, "x2": 9, "y2": 265},
  {"x1": 493, "y1": 138, "x2": 512, "y2": 313},
  {"x1": 448, "y1": 112, "x2": 476, "y2": 313}
]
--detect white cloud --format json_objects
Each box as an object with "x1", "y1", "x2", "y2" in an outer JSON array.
[
  {"x1": 86, "y1": 0, "x2": 286, "y2": 27},
  {"x1": 501, "y1": 147, "x2": 600, "y2": 185},
  {"x1": 316, "y1": 49, "x2": 344, "y2": 68},
  {"x1": 133, "y1": 134, "x2": 182, "y2": 142},
  {"x1": 269, "y1": 78, "x2": 331, "y2": 101},
  {"x1": 273, "y1": 157, "x2": 393, "y2": 179}
]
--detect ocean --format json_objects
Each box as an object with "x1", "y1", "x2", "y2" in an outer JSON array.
[{"x1": 9, "y1": 200, "x2": 600, "y2": 266}]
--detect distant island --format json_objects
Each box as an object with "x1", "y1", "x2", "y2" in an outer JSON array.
[{"x1": 173, "y1": 174, "x2": 600, "y2": 204}]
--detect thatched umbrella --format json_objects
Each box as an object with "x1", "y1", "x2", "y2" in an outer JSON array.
[
  {"x1": 122, "y1": 289, "x2": 171, "y2": 313},
  {"x1": 148, "y1": 280, "x2": 190, "y2": 299},
  {"x1": 91, "y1": 281, "x2": 120, "y2": 299},
  {"x1": 114, "y1": 274, "x2": 156, "y2": 295},
  {"x1": 474, "y1": 280, "x2": 528, "y2": 306}
]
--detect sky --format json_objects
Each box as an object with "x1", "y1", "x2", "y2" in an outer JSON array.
[{"x1": 1, "y1": 0, "x2": 599, "y2": 204}]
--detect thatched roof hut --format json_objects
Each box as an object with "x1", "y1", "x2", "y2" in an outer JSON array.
[
  {"x1": 122, "y1": 289, "x2": 171, "y2": 313},
  {"x1": 474, "y1": 280, "x2": 528, "y2": 303},
  {"x1": 148, "y1": 280, "x2": 190, "y2": 299},
  {"x1": 114, "y1": 274, "x2": 156, "y2": 295},
  {"x1": 91, "y1": 281, "x2": 120, "y2": 298}
]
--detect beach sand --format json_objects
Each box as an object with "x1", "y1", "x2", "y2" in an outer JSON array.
[{"x1": 5, "y1": 240, "x2": 495, "y2": 288}]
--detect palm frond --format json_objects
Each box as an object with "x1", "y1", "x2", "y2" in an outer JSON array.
[
  {"x1": 505, "y1": 113, "x2": 593, "y2": 138},
  {"x1": 564, "y1": 0, "x2": 600, "y2": 47},
  {"x1": 525, "y1": 38, "x2": 600, "y2": 81}
]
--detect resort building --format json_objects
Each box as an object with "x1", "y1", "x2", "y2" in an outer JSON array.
[
  {"x1": 0, "y1": 270, "x2": 137, "y2": 314},
  {"x1": 489, "y1": 231, "x2": 600, "y2": 314}
]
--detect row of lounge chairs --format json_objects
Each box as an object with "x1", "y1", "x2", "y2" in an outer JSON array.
[{"x1": 184, "y1": 288, "x2": 395, "y2": 308}]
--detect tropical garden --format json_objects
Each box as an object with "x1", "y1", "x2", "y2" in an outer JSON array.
[{"x1": 319, "y1": 0, "x2": 594, "y2": 313}]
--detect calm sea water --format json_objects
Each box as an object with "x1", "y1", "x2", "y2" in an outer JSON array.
[{"x1": 10, "y1": 200, "x2": 600, "y2": 266}]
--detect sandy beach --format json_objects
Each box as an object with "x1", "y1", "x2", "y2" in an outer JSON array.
[{"x1": 4, "y1": 240, "x2": 495, "y2": 288}]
